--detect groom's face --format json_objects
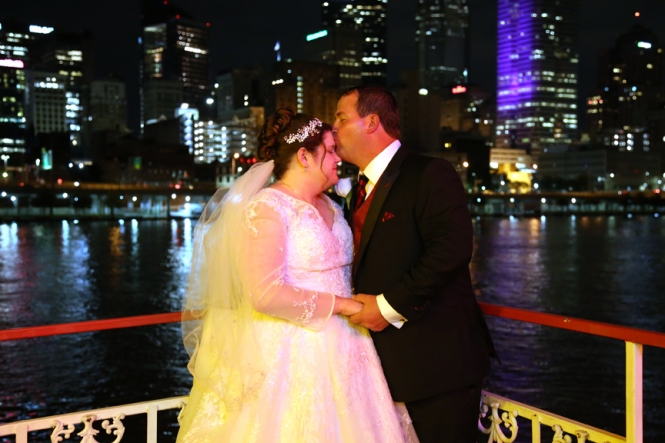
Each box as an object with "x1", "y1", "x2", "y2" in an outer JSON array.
[{"x1": 333, "y1": 92, "x2": 366, "y2": 166}]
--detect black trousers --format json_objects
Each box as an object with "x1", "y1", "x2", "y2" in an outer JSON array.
[{"x1": 405, "y1": 382, "x2": 482, "y2": 443}]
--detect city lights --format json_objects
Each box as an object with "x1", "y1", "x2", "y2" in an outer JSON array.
[
  {"x1": 29, "y1": 25, "x2": 54, "y2": 34},
  {"x1": 306, "y1": 30, "x2": 328, "y2": 41},
  {"x1": 0, "y1": 59, "x2": 24, "y2": 68}
]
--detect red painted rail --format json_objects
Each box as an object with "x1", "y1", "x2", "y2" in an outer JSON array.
[
  {"x1": 1, "y1": 303, "x2": 664, "y2": 348},
  {"x1": 480, "y1": 303, "x2": 665, "y2": 349}
]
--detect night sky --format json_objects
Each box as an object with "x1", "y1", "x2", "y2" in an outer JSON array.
[{"x1": 2, "y1": 0, "x2": 664, "y2": 132}]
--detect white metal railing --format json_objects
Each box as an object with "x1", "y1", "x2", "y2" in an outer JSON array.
[
  {"x1": 479, "y1": 391, "x2": 626, "y2": 443},
  {"x1": 0, "y1": 397, "x2": 187, "y2": 443},
  {"x1": 1, "y1": 306, "x2": 662, "y2": 443}
]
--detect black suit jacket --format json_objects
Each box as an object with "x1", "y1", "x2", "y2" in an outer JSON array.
[{"x1": 350, "y1": 147, "x2": 496, "y2": 402}]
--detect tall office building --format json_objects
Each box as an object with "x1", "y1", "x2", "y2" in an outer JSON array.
[
  {"x1": 496, "y1": 0, "x2": 579, "y2": 158},
  {"x1": 143, "y1": 79, "x2": 183, "y2": 124},
  {"x1": 0, "y1": 59, "x2": 27, "y2": 161},
  {"x1": 587, "y1": 25, "x2": 664, "y2": 152},
  {"x1": 85, "y1": 77, "x2": 128, "y2": 132},
  {"x1": 272, "y1": 60, "x2": 341, "y2": 124},
  {"x1": 140, "y1": 0, "x2": 210, "y2": 127},
  {"x1": 0, "y1": 20, "x2": 56, "y2": 162},
  {"x1": 215, "y1": 66, "x2": 273, "y2": 120},
  {"x1": 304, "y1": 27, "x2": 363, "y2": 88},
  {"x1": 25, "y1": 71, "x2": 68, "y2": 135},
  {"x1": 31, "y1": 30, "x2": 93, "y2": 151},
  {"x1": 416, "y1": 0, "x2": 469, "y2": 91},
  {"x1": 322, "y1": 0, "x2": 388, "y2": 85}
]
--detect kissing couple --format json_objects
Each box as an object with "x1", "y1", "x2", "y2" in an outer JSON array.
[{"x1": 178, "y1": 85, "x2": 497, "y2": 443}]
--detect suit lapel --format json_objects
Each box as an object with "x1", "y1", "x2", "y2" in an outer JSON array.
[
  {"x1": 355, "y1": 148, "x2": 410, "y2": 271},
  {"x1": 345, "y1": 182, "x2": 360, "y2": 224}
]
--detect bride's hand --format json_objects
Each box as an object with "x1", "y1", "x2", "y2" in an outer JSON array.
[{"x1": 334, "y1": 296, "x2": 363, "y2": 316}]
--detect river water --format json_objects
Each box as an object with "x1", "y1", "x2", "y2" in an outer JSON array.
[{"x1": 0, "y1": 216, "x2": 664, "y2": 441}]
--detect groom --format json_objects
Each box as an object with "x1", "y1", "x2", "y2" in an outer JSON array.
[{"x1": 333, "y1": 85, "x2": 496, "y2": 443}]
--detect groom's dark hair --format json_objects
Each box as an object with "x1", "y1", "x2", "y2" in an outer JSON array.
[{"x1": 342, "y1": 85, "x2": 400, "y2": 140}]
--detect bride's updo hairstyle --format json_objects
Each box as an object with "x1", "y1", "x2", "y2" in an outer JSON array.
[{"x1": 257, "y1": 108, "x2": 332, "y2": 180}]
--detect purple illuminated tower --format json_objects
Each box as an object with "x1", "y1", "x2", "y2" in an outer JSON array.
[{"x1": 496, "y1": 0, "x2": 579, "y2": 157}]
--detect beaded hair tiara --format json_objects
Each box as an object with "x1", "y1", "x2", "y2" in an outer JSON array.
[{"x1": 283, "y1": 118, "x2": 323, "y2": 144}]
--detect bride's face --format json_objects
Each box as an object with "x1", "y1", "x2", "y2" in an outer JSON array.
[{"x1": 313, "y1": 131, "x2": 341, "y2": 190}]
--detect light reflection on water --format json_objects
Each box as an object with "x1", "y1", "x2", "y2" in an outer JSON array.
[
  {"x1": 0, "y1": 217, "x2": 663, "y2": 441},
  {"x1": 470, "y1": 215, "x2": 665, "y2": 440}
]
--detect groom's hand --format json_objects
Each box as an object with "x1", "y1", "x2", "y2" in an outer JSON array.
[{"x1": 349, "y1": 294, "x2": 390, "y2": 332}]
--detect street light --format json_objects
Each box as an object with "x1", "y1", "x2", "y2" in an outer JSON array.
[{"x1": 1, "y1": 154, "x2": 9, "y2": 169}]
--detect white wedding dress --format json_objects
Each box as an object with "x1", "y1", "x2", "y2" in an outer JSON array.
[{"x1": 179, "y1": 188, "x2": 413, "y2": 443}]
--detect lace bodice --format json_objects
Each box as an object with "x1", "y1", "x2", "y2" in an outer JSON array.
[{"x1": 238, "y1": 188, "x2": 353, "y2": 331}]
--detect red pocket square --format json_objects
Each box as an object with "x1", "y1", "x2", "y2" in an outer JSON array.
[{"x1": 381, "y1": 212, "x2": 395, "y2": 222}]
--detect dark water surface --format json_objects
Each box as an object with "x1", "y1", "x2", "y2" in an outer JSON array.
[{"x1": 1, "y1": 216, "x2": 664, "y2": 440}]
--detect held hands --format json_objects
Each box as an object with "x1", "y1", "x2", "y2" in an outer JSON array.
[
  {"x1": 349, "y1": 294, "x2": 390, "y2": 332},
  {"x1": 334, "y1": 296, "x2": 363, "y2": 316}
]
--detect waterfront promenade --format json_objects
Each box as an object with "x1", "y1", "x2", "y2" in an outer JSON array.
[{"x1": 1, "y1": 181, "x2": 663, "y2": 220}]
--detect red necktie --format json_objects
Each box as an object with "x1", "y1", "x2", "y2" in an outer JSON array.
[{"x1": 355, "y1": 175, "x2": 369, "y2": 210}]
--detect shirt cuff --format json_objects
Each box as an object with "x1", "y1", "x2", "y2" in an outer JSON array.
[{"x1": 376, "y1": 294, "x2": 407, "y2": 329}]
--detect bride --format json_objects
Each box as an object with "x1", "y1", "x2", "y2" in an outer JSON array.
[{"x1": 177, "y1": 109, "x2": 416, "y2": 442}]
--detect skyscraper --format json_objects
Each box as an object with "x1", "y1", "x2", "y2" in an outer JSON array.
[
  {"x1": 0, "y1": 59, "x2": 27, "y2": 162},
  {"x1": 140, "y1": 0, "x2": 210, "y2": 127},
  {"x1": 0, "y1": 20, "x2": 56, "y2": 163},
  {"x1": 496, "y1": 0, "x2": 579, "y2": 157},
  {"x1": 25, "y1": 71, "x2": 68, "y2": 135},
  {"x1": 304, "y1": 27, "x2": 363, "y2": 88},
  {"x1": 322, "y1": 0, "x2": 388, "y2": 85},
  {"x1": 31, "y1": 29, "x2": 94, "y2": 152},
  {"x1": 416, "y1": 0, "x2": 469, "y2": 91},
  {"x1": 587, "y1": 25, "x2": 664, "y2": 151}
]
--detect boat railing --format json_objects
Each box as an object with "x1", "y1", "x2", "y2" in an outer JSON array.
[{"x1": 1, "y1": 303, "x2": 664, "y2": 443}]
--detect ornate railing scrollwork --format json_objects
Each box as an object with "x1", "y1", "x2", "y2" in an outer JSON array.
[
  {"x1": 552, "y1": 425, "x2": 593, "y2": 443},
  {"x1": 479, "y1": 392, "x2": 624, "y2": 443},
  {"x1": 575, "y1": 430, "x2": 589, "y2": 443},
  {"x1": 50, "y1": 419, "x2": 75, "y2": 443},
  {"x1": 77, "y1": 414, "x2": 101, "y2": 443},
  {"x1": 552, "y1": 424, "x2": 573, "y2": 443},
  {"x1": 101, "y1": 414, "x2": 126, "y2": 443},
  {"x1": 478, "y1": 401, "x2": 519, "y2": 443}
]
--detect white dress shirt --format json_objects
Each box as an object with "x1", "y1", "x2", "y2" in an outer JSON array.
[{"x1": 359, "y1": 140, "x2": 407, "y2": 329}]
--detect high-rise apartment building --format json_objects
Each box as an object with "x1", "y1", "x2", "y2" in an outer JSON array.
[
  {"x1": 140, "y1": 0, "x2": 210, "y2": 127},
  {"x1": 322, "y1": 0, "x2": 388, "y2": 85},
  {"x1": 416, "y1": 0, "x2": 469, "y2": 91},
  {"x1": 496, "y1": 0, "x2": 579, "y2": 157}
]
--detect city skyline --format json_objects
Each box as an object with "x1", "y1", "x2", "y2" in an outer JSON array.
[{"x1": 1, "y1": 0, "x2": 664, "y2": 133}]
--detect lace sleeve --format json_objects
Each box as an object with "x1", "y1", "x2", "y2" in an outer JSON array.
[{"x1": 237, "y1": 199, "x2": 335, "y2": 331}]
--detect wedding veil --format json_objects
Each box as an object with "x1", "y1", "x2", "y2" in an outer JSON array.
[{"x1": 182, "y1": 160, "x2": 274, "y2": 410}]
